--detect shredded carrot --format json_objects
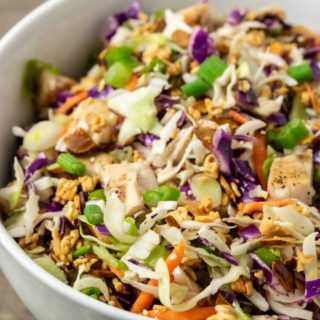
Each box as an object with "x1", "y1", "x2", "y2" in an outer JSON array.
[
  {"x1": 130, "y1": 241, "x2": 185, "y2": 314},
  {"x1": 56, "y1": 91, "x2": 88, "y2": 115},
  {"x1": 238, "y1": 199, "x2": 293, "y2": 215},
  {"x1": 98, "y1": 48, "x2": 108, "y2": 61},
  {"x1": 126, "y1": 73, "x2": 138, "y2": 91},
  {"x1": 144, "y1": 306, "x2": 216, "y2": 320},
  {"x1": 228, "y1": 110, "x2": 250, "y2": 124},
  {"x1": 110, "y1": 268, "x2": 124, "y2": 279},
  {"x1": 253, "y1": 132, "x2": 267, "y2": 190}
]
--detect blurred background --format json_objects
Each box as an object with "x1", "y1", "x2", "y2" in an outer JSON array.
[{"x1": 0, "y1": 2, "x2": 42, "y2": 318}]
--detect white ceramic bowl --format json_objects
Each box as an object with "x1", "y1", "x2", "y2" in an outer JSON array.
[{"x1": 0, "y1": 0, "x2": 319, "y2": 319}]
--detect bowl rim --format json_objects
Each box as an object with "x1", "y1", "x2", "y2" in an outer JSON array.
[{"x1": 0, "y1": 1, "x2": 146, "y2": 319}]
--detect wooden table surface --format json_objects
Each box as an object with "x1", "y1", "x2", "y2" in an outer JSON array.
[{"x1": 0, "y1": 3, "x2": 44, "y2": 319}]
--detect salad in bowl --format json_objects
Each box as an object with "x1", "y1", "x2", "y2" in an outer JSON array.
[{"x1": 2, "y1": 2, "x2": 320, "y2": 319}]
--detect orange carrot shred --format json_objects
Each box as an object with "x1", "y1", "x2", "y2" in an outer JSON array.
[
  {"x1": 130, "y1": 241, "x2": 185, "y2": 314},
  {"x1": 253, "y1": 132, "x2": 267, "y2": 190},
  {"x1": 228, "y1": 110, "x2": 250, "y2": 124},
  {"x1": 144, "y1": 306, "x2": 216, "y2": 320},
  {"x1": 126, "y1": 73, "x2": 138, "y2": 91},
  {"x1": 238, "y1": 199, "x2": 293, "y2": 215},
  {"x1": 56, "y1": 91, "x2": 88, "y2": 115},
  {"x1": 110, "y1": 268, "x2": 124, "y2": 279}
]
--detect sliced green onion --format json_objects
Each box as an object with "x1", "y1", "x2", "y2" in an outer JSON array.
[
  {"x1": 288, "y1": 61, "x2": 313, "y2": 83},
  {"x1": 266, "y1": 119, "x2": 309, "y2": 150},
  {"x1": 198, "y1": 55, "x2": 227, "y2": 85},
  {"x1": 80, "y1": 287, "x2": 101, "y2": 297},
  {"x1": 143, "y1": 190, "x2": 162, "y2": 208},
  {"x1": 92, "y1": 244, "x2": 128, "y2": 270},
  {"x1": 262, "y1": 157, "x2": 274, "y2": 179},
  {"x1": 105, "y1": 46, "x2": 133, "y2": 66},
  {"x1": 158, "y1": 185, "x2": 180, "y2": 201},
  {"x1": 105, "y1": 61, "x2": 133, "y2": 88},
  {"x1": 23, "y1": 59, "x2": 60, "y2": 97},
  {"x1": 84, "y1": 204, "x2": 104, "y2": 225},
  {"x1": 254, "y1": 247, "x2": 280, "y2": 267},
  {"x1": 289, "y1": 95, "x2": 308, "y2": 120},
  {"x1": 144, "y1": 245, "x2": 169, "y2": 268},
  {"x1": 124, "y1": 217, "x2": 139, "y2": 236},
  {"x1": 143, "y1": 58, "x2": 166, "y2": 74},
  {"x1": 314, "y1": 168, "x2": 320, "y2": 182},
  {"x1": 182, "y1": 79, "x2": 209, "y2": 98},
  {"x1": 73, "y1": 244, "x2": 92, "y2": 258},
  {"x1": 88, "y1": 189, "x2": 106, "y2": 201},
  {"x1": 57, "y1": 152, "x2": 86, "y2": 176}
]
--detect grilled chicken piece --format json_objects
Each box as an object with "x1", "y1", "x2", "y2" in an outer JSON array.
[
  {"x1": 37, "y1": 69, "x2": 75, "y2": 109},
  {"x1": 64, "y1": 98, "x2": 119, "y2": 150},
  {"x1": 99, "y1": 163, "x2": 143, "y2": 215},
  {"x1": 267, "y1": 150, "x2": 315, "y2": 204}
]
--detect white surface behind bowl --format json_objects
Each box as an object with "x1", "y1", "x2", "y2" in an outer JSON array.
[{"x1": 0, "y1": 0, "x2": 319, "y2": 319}]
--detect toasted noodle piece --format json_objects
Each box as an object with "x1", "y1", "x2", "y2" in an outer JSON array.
[
  {"x1": 194, "y1": 119, "x2": 218, "y2": 150},
  {"x1": 64, "y1": 128, "x2": 95, "y2": 154},
  {"x1": 272, "y1": 260, "x2": 295, "y2": 293},
  {"x1": 252, "y1": 132, "x2": 267, "y2": 190},
  {"x1": 179, "y1": 3, "x2": 209, "y2": 26},
  {"x1": 144, "y1": 306, "x2": 216, "y2": 320},
  {"x1": 267, "y1": 150, "x2": 315, "y2": 205},
  {"x1": 228, "y1": 110, "x2": 250, "y2": 124},
  {"x1": 260, "y1": 236, "x2": 298, "y2": 245},
  {"x1": 305, "y1": 82, "x2": 320, "y2": 114},
  {"x1": 238, "y1": 199, "x2": 293, "y2": 215}
]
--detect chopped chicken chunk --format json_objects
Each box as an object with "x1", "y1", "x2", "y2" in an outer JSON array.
[
  {"x1": 267, "y1": 150, "x2": 315, "y2": 204},
  {"x1": 64, "y1": 98, "x2": 118, "y2": 151}
]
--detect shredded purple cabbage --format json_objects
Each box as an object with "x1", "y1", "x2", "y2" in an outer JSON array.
[
  {"x1": 235, "y1": 80, "x2": 258, "y2": 110},
  {"x1": 304, "y1": 47, "x2": 320, "y2": 60},
  {"x1": 311, "y1": 60, "x2": 320, "y2": 81},
  {"x1": 212, "y1": 128, "x2": 232, "y2": 176},
  {"x1": 138, "y1": 133, "x2": 160, "y2": 147},
  {"x1": 25, "y1": 153, "x2": 53, "y2": 181},
  {"x1": 39, "y1": 201, "x2": 63, "y2": 212},
  {"x1": 221, "y1": 252, "x2": 239, "y2": 266},
  {"x1": 88, "y1": 85, "x2": 113, "y2": 99},
  {"x1": 188, "y1": 27, "x2": 217, "y2": 63},
  {"x1": 95, "y1": 224, "x2": 110, "y2": 235},
  {"x1": 256, "y1": 14, "x2": 291, "y2": 31},
  {"x1": 104, "y1": 1, "x2": 141, "y2": 41},
  {"x1": 180, "y1": 182, "x2": 195, "y2": 200},
  {"x1": 267, "y1": 112, "x2": 288, "y2": 126},
  {"x1": 238, "y1": 225, "x2": 261, "y2": 241},
  {"x1": 227, "y1": 9, "x2": 246, "y2": 25},
  {"x1": 59, "y1": 216, "x2": 75, "y2": 238},
  {"x1": 155, "y1": 94, "x2": 179, "y2": 110},
  {"x1": 305, "y1": 278, "x2": 320, "y2": 300},
  {"x1": 250, "y1": 253, "x2": 275, "y2": 285},
  {"x1": 128, "y1": 258, "x2": 152, "y2": 269}
]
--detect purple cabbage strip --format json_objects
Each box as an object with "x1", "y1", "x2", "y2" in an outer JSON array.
[
  {"x1": 180, "y1": 182, "x2": 195, "y2": 200},
  {"x1": 256, "y1": 13, "x2": 291, "y2": 31},
  {"x1": 212, "y1": 128, "x2": 232, "y2": 176},
  {"x1": 238, "y1": 225, "x2": 261, "y2": 241},
  {"x1": 311, "y1": 60, "x2": 320, "y2": 81},
  {"x1": 155, "y1": 94, "x2": 180, "y2": 110},
  {"x1": 235, "y1": 80, "x2": 258, "y2": 110},
  {"x1": 232, "y1": 134, "x2": 254, "y2": 142},
  {"x1": 138, "y1": 133, "x2": 160, "y2": 147},
  {"x1": 39, "y1": 201, "x2": 63, "y2": 212},
  {"x1": 305, "y1": 278, "x2": 320, "y2": 300},
  {"x1": 127, "y1": 259, "x2": 152, "y2": 270},
  {"x1": 221, "y1": 252, "x2": 239, "y2": 266},
  {"x1": 304, "y1": 47, "x2": 320, "y2": 60},
  {"x1": 267, "y1": 112, "x2": 288, "y2": 126},
  {"x1": 95, "y1": 224, "x2": 110, "y2": 235},
  {"x1": 88, "y1": 85, "x2": 113, "y2": 99},
  {"x1": 59, "y1": 216, "x2": 75, "y2": 239},
  {"x1": 227, "y1": 9, "x2": 246, "y2": 25},
  {"x1": 177, "y1": 111, "x2": 186, "y2": 128},
  {"x1": 188, "y1": 27, "x2": 217, "y2": 63},
  {"x1": 104, "y1": 1, "x2": 141, "y2": 41},
  {"x1": 250, "y1": 253, "x2": 275, "y2": 285},
  {"x1": 25, "y1": 153, "x2": 54, "y2": 181},
  {"x1": 233, "y1": 159, "x2": 256, "y2": 182}
]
